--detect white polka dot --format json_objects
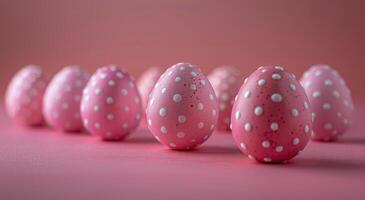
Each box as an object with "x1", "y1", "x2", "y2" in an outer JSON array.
[
  {"x1": 210, "y1": 124, "x2": 215, "y2": 131},
  {"x1": 169, "y1": 143, "x2": 176, "y2": 148},
  {"x1": 124, "y1": 106, "x2": 130, "y2": 112},
  {"x1": 244, "y1": 123, "x2": 252, "y2": 132},
  {"x1": 200, "y1": 80, "x2": 206, "y2": 85},
  {"x1": 94, "y1": 122, "x2": 101, "y2": 129},
  {"x1": 173, "y1": 94, "x2": 182, "y2": 103},
  {"x1": 244, "y1": 90, "x2": 251, "y2": 98},
  {"x1": 95, "y1": 88, "x2": 102, "y2": 95},
  {"x1": 116, "y1": 72, "x2": 123, "y2": 79},
  {"x1": 248, "y1": 155, "x2": 254, "y2": 160},
  {"x1": 212, "y1": 109, "x2": 217, "y2": 116},
  {"x1": 312, "y1": 91, "x2": 321, "y2": 98},
  {"x1": 304, "y1": 125, "x2": 309, "y2": 133},
  {"x1": 178, "y1": 115, "x2": 186, "y2": 123},
  {"x1": 271, "y1": 93, "x2": 283, "y2": 102},
  {"x1": 221, "y1": 93, "x2": 229, "y2": 101},
  {"x1": 129, "y1": 82, "x2": 135, "y2": 88},
  {"x1": 323, "y1": 103, "x2": 331, "y2": 110},
  {"x1": 332, "y1": 91, "x2": 340, "y2": 98},
  {"x1": 289, "y1": 84, "x2": 296, "y2": 91},
  {"x1": 161, "y1": 88, "x2": 167, "y2": 94},
  {"x1": 106, "y1": 97, "x2": 114, "y2": 104},
  {"x1": 270, "y1": 122, "x2": 279, "y2": 131},
  {"x1": 262, "y1": 140, "x2": 270, "y2": 148},
  {"x1": 191, "y1": 71, "x2": 197, "y2": 77},
  {"x1": 108, "y1": 80, "x2": 115, "y2": 86},
  {"x1": 93, "y1": 105, "x2": 99, "y2": 112},
  {"x1": 274, "y1": 66, "x2": 284, "y2": 71},
  {"x1": 197, "y1": 122, "x2": 204, "y2": 128},
  {"x1": 121, "y1": 89, "x2": 128, "y2": 96},
  {"x1": 291, "y1": 109, "x2": 299, "y2": 117},
  {"x1": 167, "y1": 71, "x2": 173, "y2": 76},
  {"x1": 292, "y1": 138, "x2": 300, "y2": 145},
  {"x1": 197, "y1": 103, "x2": 204, "y2": 110},
  {"x1": 122, "y1": 123, "x2": 128, "y2": 129},
  {"x1": 209, "y1": 94, "x2": 214, "y2": 100},
  {"x1": 304, "y1": 101, "x2": 309, "y2": 109},
  {"x1": 177, "y1": 132, "x2": 185, "y2": 138},
  {"x1": 107, "y1": 113, "x2": 114, "y2": 120},
  {"x1": 258, "y1": 79, "x2": 266, "y2": 86},
  {"x1": 272, "y1": 73, "x2": 281, "y2": 80},
  {"x1": 254, "y1": 106, "x2": 263, "y2": 116},
  {"x1": 235, "y1": 111, "x2": 241, "y2": 120},
  {"x1": 240, "y1": 143, "x2": 247, "y2": 149},
  {"x1": 190, "y1": 84, "x2": 197, "y2": 91},
  {"x1": 304, "y1": 81, "x2": 312, "y2": 88},
  {"x1": 315, "y1": 70, "x2": 322, "y2": 76},
  {"x1": 179, "y1": 66, "x2": 185, "y2": 71},
  {"x1": 160, "y1": 126, "x2": 167, "y2": 134},
  {"x1": 175, "y1": 76, "x2": 182, "y2": 82},
  {"x1": 159, "y1": 108, "x2": 167, "y2": 117},
  {"x1": 324, "y1": 79, "x2": 333, "y2": 86},
  {"x1": 324, "y1": 123, "x2": 333, "y2": 130},
  {"x1": 275, "y1": 146, "x2": 283, "y2": 152}
]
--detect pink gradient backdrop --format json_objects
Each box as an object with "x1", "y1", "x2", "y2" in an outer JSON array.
[{"x1": 1, "y1": 0, "x2": 364, "y2": 102}]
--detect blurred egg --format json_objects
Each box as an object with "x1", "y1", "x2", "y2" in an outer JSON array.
[
  {"x1": 231, "y1": 66, "x2": 312, "y2": 163},
  {"x1": 137, "y1": 67, "x2": 163, "y2": 124},
  {"x1": 300, "y1": 64, "x2": 354, "y2": 142},
  {"x1": 43, "y1": 66, "x2": 89, "y2": 132},
  {"x1": 208, "y1": 66, "x2": 242, "y2": 131},
  {"x1": 5, "y1": 65, "x2": 49, "y2": 126},
  {"x1": 146, "y1": 63, "x2": 218, "y2": 150},
  {"x1": 80, "y1": 65, "x2": 142, "y2": 140}
]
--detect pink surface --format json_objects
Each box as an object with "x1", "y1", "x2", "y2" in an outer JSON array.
[{"x1": 0, "y1": 104, "x2": 364, "y2": 200}]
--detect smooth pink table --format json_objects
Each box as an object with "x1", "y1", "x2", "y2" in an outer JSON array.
[{"x1": 0, "y1": 105, "x2": 364, "y2": 200}]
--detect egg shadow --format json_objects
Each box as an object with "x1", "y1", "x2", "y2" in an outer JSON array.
[
  {"x1": 188, "y1": 145, "x2": 242, "y2": 156},
  {"x1": 285, "y1": 157, "x2": 365, "y2": 174},
  {"x1": 337, "y1": 137, "x2": 365, "y2": 145}
]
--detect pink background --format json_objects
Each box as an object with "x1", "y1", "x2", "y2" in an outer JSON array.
[
  {"x1": 1, "y1": 1, "x2": 365, "y2": 199},
  {"x1": 1, "y1": 0, "x2": 365, "y2": 102}
]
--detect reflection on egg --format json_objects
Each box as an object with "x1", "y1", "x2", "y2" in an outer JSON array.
[
  {"x1": 146, "y1": 63, "x2": 218, "y2": 150},
  {"x1": 231, "y1": 66, "x2": 312, "y2": 163},
  {"x1": 43, "y1": 66, "x2": 89, "y2": 132},
  {"x1": 208, "y1": 66, "x2": 242, "y2": 131},
  {"x1": 80, "y1": 65, "x2": 142, "y2": 140},
  {"x1": 300, "y1": 64, "x2": 354, "y2": 142},
  {"x1": 5, "y1": 65, "x2": 49, "y2": 126}
]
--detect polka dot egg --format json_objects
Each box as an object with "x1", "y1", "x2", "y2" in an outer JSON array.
[
  {"x1": 146, "y1": 63, "x2": 218, "y2": 150},
  {"x1": 137, "y1": 67, "x2": 163, "y2": 124},
  {"x1": 208, "y1": 66, "x2": 242, "y2": 131},
  {"x1": 43, "y1": 66, "x2": 89, "y2": 132},
  {"x1": 80, "y1": 65, "x2": 142, "y2": 140},
  {"x1": 231, "y1": 66, "x2": 312, "y2": 163},
  {"x1": 5, "y1": 65, "x2": 49, "y2": 126},
  {"x1": 300, "y1": 64, "x2": 353, "y2": 142}
]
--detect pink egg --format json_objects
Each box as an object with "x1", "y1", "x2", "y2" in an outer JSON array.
[
  {"x1": 231, "y1": 66, "x2": 312, "y2": 163},
  {"x1": 80, "y1": 65, "x2": 142, "y2": 140},
  {"x1": 146, "y1": 63, "x2": 218, "y2": 150},
  {"x1": 137, "y1": 67, "x2": 163, "y2": 110},
  {"x1": 5, "y1": 65, "x2": 49, "y2": 126},
  {"x1": 300, "y1": 64, "x2": 354, "y2": 142},
  {"x1": 43, "y1": 66, "x2": 89, "y2": 132},
  {"x1": 137, "y1": 67, "x2": 163, "y2": 125},
  {"x1": 208, "y1": 66, "x2": 242, "y2": 131}
]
